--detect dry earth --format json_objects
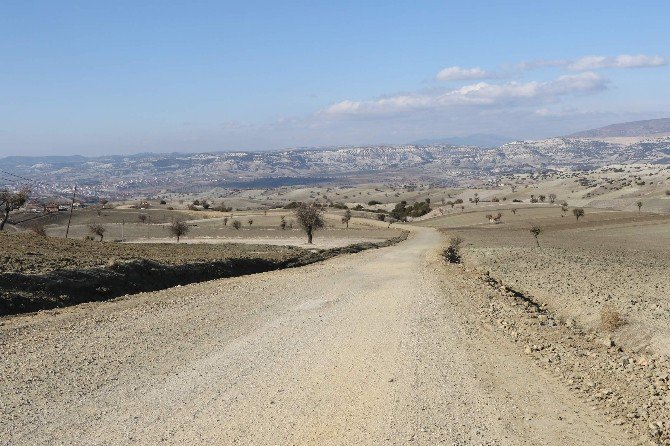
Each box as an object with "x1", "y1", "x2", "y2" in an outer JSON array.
[
  {"x1": 0, "y1": 226, "x2": 653, "y2": 445},
  {"x1": 0, "y1": 231, "x2": 305, "y2": 274},
  {"x1": 422, "y1": 206, "x2": 670, "y2": 357}
]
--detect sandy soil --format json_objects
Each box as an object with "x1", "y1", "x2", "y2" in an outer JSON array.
[{"x1": 0, "y1": 227, "x2": 646, "y2": 445}]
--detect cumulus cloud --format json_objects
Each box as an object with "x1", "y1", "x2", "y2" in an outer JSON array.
[
  {"x1": 435, "y1": 66, "x2": 494, "y2": 81},
  {"x1": 321, "y1": 72, "x2": 607, "y2": 116},
  {"x1": 568, "y1": 54, "x2": 666, "y2": 71}
]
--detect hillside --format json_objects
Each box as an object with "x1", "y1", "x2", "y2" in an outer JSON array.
[
  {"x1": 569, "y1": 117, "x2": 670, "y2": 138},
  {"x1": 2, "y1": 137, "x2": 669, "y2": 200}
]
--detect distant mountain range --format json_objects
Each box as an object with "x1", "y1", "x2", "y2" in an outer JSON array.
[
  {"x1": 568, "y1": 118, "x2": 670, "y2": 138},
  {"x1": 411, "y1": 134, "x2": 511, "y2": 147},
  {"x1": 2, "y1": 134, "x2": 669, "y2": 199}
]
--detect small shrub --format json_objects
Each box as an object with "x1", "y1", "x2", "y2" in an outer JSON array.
[
  {"x1": 600, "y1": 304, "x2": 626, "y2": 332},
  {"x1": 443, "y1": 236, "x2": 463, "y2": 263},
  {"x1": 368, "y1": 200, "x2": 382, "y2": 206},
  {"x1": 232, "y1": 220, "x2": 241, "y2": 230},
  {"x1": 29, "y1": 223, "x2": 47, "y2": 237}
]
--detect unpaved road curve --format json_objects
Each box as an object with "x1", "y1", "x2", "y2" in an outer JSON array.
[{"x1": 1, "y1": 227, "x2": 641, "y2": 445}]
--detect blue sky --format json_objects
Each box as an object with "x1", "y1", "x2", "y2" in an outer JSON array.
[{"x1": 1, "y1": 0, "x2": 669, "y2": 156}]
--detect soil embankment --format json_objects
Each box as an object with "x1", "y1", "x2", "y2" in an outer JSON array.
[{"x1": 1, "y1": 232, "x2": 407, "y2": 316}]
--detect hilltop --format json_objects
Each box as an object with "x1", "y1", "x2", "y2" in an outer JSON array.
[{"x1": 569, "y1": 117, "x2": 670, "y2": 138}]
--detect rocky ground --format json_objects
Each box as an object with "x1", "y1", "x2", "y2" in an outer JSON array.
[
  {"x1": 445, "y1": 262, "x2": 670, "y2": 444},
  {"x1": 444, "y1": 211, "x2": 670, "y2": 358}
]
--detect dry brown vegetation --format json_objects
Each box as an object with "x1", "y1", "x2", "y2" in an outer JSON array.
[{"x1": 600, "y1": 304, "x2": 627, "y2": 332}]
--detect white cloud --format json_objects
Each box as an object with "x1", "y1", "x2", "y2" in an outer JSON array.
[
  {"x1": 513, "y1": 59, "x2": 568, "y2": 71},
  {"x1": 568, "y1": 54, "x2": 666, "y2": 71},
  {"x1": 511, "y1": 54, "x2": 666, "y2": 73},
  {"x1": 321, "y1": 72, "x2": 607, "y2": 116},
  {"x1": 435, "y1": 66, "x2": 494, "y2": 81}
]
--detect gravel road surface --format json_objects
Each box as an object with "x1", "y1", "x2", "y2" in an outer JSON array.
[{"x1": 0, "y1": 227, "x2": 639, "y2": 445}]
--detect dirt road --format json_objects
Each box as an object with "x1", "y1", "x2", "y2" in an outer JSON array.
[{"x1": 0, "y1": 227, "x2": 643, "y2": 445}]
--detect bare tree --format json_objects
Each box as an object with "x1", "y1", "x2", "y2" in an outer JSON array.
[
  {"x1": 29, "y1": 222, "x2": 47, "y2": 237},
  {"x1": 232, "y1": 220, "x2": 241, "y2": 230},
  {"x1": 223, "y1": 217, "x2": 229, "y2": 226},
  {"x1": 548, "y1": 193, "x2": 557, "y2": 204},
  {"x1": 138, "y1": 213, "x2": 148, "y2": 224},
  {"x1": 295, "y1": 202, "x2": 325, "y2": 244},
  {"x1": 0, "y1": 187, "x2": 29, "y2": 230},
  {"x1": 88, "y1": 223, "x2": 106, "y2": 241},
  {"x1": 636, "y1": 201, "x2": 643, "y2": 212},
  {"x1": 511, "y1": 208, "x2": 517, "y2": 215},
  {"x1": 573, "y1": 208, "x2": 585, "y2": 221},
  {"x1": 341, "y1": 209, "x2": 352, "y2": 228},
  {"x1": 169, "y1": 219, "x2": 189, "y2": 242},
  {"x1": 279, "y1": 215, "x2": 287, "y2": 230},
  {"x1": 529, "y1": 225, "x2": 542, "y2": 247},
  {"x1": 473, "y1": 193, "x2": 479, "y2": 205},
  {"x1": 248, "y1": 218, "x2": 253, "y2": 226}
]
